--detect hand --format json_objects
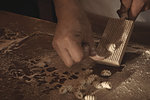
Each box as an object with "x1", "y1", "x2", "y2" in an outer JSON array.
[
  {"x1": 118, "y1": 0, "x2": 150, "y2": 20},
  {"x1": 52, "y1": 18, "x2": 96, "y2": 67}
]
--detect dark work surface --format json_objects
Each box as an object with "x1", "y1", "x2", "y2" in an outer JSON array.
[{"x1": 0, "y1": 11, "x2": 150, "y2": 100}]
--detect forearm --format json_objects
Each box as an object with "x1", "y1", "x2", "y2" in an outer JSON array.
[{"x1": 53, "y1": 0, "x2": 88, "y2": 24}]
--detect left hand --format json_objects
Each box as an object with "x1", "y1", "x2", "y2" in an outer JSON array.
[{"x1": 117, "y1": 0, "x2": 150, "y2": 20}]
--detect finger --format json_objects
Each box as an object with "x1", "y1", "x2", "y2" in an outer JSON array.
[
  {"x1": 65, "y1": 37, "x2": 83, "y2": 63},
  {"x1": 52, "y1": 40, "x2": 74, "y2": 67},
  {"x1": 117, "y1": 10, "x2": 128, "y2": 19},
  {"x1": 120, "y1": 0, "x2": 133, "y2": 11},
  {"x1": 121, "y1": 0, "x2": 133, "y2": 11},
  {"x1": 129, "y1": 0, "x2": 145, "y2": 20},
  {"x1": 117, "y1": 0, "x2": 133, "y2": 18}
]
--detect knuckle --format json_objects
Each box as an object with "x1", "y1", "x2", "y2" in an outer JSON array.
[{"x1": 64, "y1": 35, "x2": 71, "y2": 42}]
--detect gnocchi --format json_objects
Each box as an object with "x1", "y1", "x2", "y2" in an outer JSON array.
[
  {"x1": 74, "y1": 91, "x2": 83, "y2": 100},
  {"x1": 84, "y1": 95, "x2": 95, "y2": 100},
  {"x1": 101, "y1": 81, "x2": 112, "y2": 89}
]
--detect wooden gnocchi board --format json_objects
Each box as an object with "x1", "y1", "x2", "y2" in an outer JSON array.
[{"x1": 91, "y1": 18, "x2": 134, "y2": 66}]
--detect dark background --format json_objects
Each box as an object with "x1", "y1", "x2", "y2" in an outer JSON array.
[
  {"x1": 0, "y1": 0, "x2": 57, "y2": 22},
  {"x1": 0, "y1": 0, "x2": 39, "y2": 17}
]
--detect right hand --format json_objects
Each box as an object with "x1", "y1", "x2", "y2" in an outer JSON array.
[{"x1": 52, "y1": 17, "x2": 96, "y2": 67}]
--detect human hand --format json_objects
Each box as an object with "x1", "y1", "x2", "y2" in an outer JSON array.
[
  {"x1": 52, "y1": 18, "x2": 96, "y2": 67},
  {"x1": 118, "y1": 0, "x2": 150, "y2": 20}
]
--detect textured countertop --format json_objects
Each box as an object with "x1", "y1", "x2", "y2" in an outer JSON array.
[{"x1": 0, "y1": 11, "x2": 150, "y2": 100}]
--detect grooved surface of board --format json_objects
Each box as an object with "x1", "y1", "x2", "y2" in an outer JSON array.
[{"x1": 94, "y1": 18, "x2": 134, "y2": 66}]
